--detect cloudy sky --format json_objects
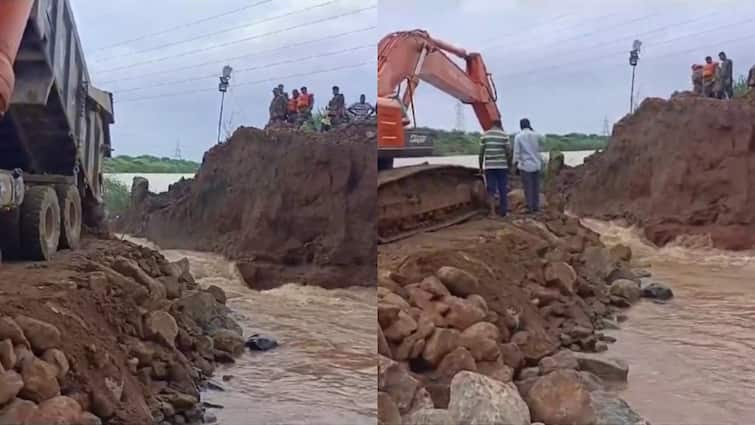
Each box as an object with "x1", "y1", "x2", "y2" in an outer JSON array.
[
  {"x1": 71, "y1": 0, "x2": 377, "y2": 160},
  {"x1": 379, "y1": 0, "x2": 755, "y2": 136}
]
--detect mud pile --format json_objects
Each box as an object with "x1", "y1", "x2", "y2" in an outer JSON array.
[
  {"x1": 378, "y1": 209, "x2": 660, "y2": 424},
  {"x1": 0, "y1": 238, "x2": 242, "y2": 425},
  {"x1": 120, "y1": 125, "x2": 377, "y2": 289},
  {"x1": 561, "y1": 93, "x2": 755, "y2": 250}
]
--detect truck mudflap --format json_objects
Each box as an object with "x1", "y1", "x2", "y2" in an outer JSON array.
[{"x1": 0, "y1": 169, "x2": 24, "y2": 209}]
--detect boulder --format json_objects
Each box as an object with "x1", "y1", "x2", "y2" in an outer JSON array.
[
  {"x1": 403, "y1": 408, "x2": 456, "y2": 425},
  {"x1": 378, "y1": 326, "x2": 392, "y2": 358},
  {"x1": 436, "y1": 267, "x2": 480, "y2": 297},
  {"x1": 419, "y1": 276, "x2": 451, "y2": 298},
  {"x1": 144, "y1": 311, "x2": 179, "y2": 348},
  {"x1": 459, "y1": 323, "x2": 500, "y2": 361},
  {"x1": 514, "y1": 376, "x2": 539, "y2": 399},
  {"x1": 384, "y1": 311, "x2": 418, "y2": 343},
  {"x1": 205, "y1": 285, "x2": 227, "y2": 305},
  {"x1": 377, "y1": 391, "x2": 401, "y2": 425},
  {"x1": 466, "y1": 295, "x2": 488, "y2": 314},
  {"x1": 499, "y1": 343, "x2": 525, "y2": 370},
  {"x1": 519, "y1": 367, "x2": 540, "y2": 380},
  {"x1": 582, "y1": 247, "x2": 617, "y2": 281},
  {"x1": 476, "y1": 357, "x2": 514, "y2": 383},
  {"x1": 161, "y1": 392, "x2": 199, "y2": 412},
  {"x1": 28, "y1": 396, "x2": 82, "y2": 424},
  {"x1": 378, "y1": 355, "x2": 419, "y2": 413},
  {"x1": 378, "y1": 302, "x2": 401, "y2": 328},
  {"x1": 0, "y1": 398, "x2": 38, "y2": 424},
  {"x1": 211, "y1": 330, "x2": 245, "y2": 356},
  {"x1": 0, "y1": 317, "x2": 29, "y2": 348},
  {"x1": 422, "y1": 328, "x2": 461, "y2": 366},
  {"x1": 609, "y1": 280, "x2": 641, "y2": 303},
  {"x1": 609, "y1": 244, "x2": 632, "y2": 262},
  {"x1": 526, "y1": 369, "x2": 596, "y2": 425},
  {"x1": 444, "y1": 296, "x2": 486, "y2": 331},
  {"x1": 172, "y1": 292, "x2": 242, "y2": 335},
  {"x1": 591, "y1": 391, "x2": 650, "y2": 425},
  {"x1": 578, "y1": 371, "x2": 605, "y2": 392},
  {"x1": 13, "y1": 345, "x2": 34, "y2": 370},
  {"x1": 395, "y1": 314, "x2": 435, "y2": 361},
  {"x1": 574, "y1": 353, "x2": 629, "y2": 383},
  {"x1": 13, "y1": 316, "x2": 60, "y2": 353},
  {"x1": 448, "y1": 372, "x2": 530, "y2": 425},
  {"x1": 0, "y1": 371, "x2": 23, "y2": 405},
  {"x1": 436, "y1": 347, "x2": 477, "y2": 380},
  {"x1": 382, "y1": 292, "x2": 412, "y2": 312},
  {"x1": 641, "y1": 282, "x2": 674, "y2": 300},
  {"x1": 538, "y1": 350, "x2": 579, "y2": 375},
  {"x1": 78, "y1": 412, "x2": 104, "y2": 425},
  {"x1": 159, "y1": 276, "x2": 183, "y2": 300},
  {"x1": 0, "y1": 340, "x2": 15, "y2": 370},
  {"x1": 544, "y1": 262, "x2": 577, "y2": 294},
  {"x1": 19, "y1": 358, "x2": 60, "y2": 402},
  {"x1": 40, "y1": 349, "x2": 69, "y2": 380}
]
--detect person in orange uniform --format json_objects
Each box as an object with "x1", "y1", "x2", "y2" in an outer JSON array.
[
  {"x1": 297, "y1": 86, "x2": 314, "y2": 124},
  {"x1": 702, "y1": 56, "x2": 719, "y2": 98},
  {"x1": 287, "y1": 89, "x2": 300, "y2": 124}
]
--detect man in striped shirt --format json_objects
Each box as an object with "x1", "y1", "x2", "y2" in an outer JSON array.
[
  {"x1": 478, "y1": 120, "x2": 512, "y2": 217},
  {"x1": 347, "y1": 94, "x2": 375, "y2": 121}
]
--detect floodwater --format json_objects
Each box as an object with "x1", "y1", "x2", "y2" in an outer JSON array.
[
  {"x1": 106, "y1": 173, "x2": 194, "y2": 193},
  {"x1": 395, "y1": 150, "x2": 596, "y2": 168},
  {"x1": 581, "y1": 219, "x2": 755, "y2": 424},
  {"x1": 122, "y1": 236, "x2": 377, "y2": 425}
]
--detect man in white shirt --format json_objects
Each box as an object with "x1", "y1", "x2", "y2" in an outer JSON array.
[{"x1": 513, "y1": 118, "x2": 545, "y2": 214}]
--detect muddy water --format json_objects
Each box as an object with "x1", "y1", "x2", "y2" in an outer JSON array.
[
  {"x1": 581, "y1": 219, "x2": 755, "y2": 424},
  {"x1": 122, "y1": 236, "x2": 377, "y2": 425}
]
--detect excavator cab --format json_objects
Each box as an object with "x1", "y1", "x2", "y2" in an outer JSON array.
[{"x1": 376, "y1": 96, "x2": 434, "y2": 170}]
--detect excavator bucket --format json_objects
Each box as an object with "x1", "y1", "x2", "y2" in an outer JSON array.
[{"x1": 378, "y1": 164, "x2": 487, "y2": 243}]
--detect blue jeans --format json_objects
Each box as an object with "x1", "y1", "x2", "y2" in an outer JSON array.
[
  {"x1": 521, "y1": 170, "x2": 540, "y2": 212},
  {"x1": 484, "y1": 168, "x2": 508, "y2": 216}
]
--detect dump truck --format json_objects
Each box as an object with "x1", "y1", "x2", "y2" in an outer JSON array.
[{"x1": 0, "y1": 0, "x2": 114, "y2": 261}]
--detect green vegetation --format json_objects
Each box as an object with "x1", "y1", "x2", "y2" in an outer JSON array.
[
  {"x1": 426, "y1": 127, "x2": 608, "y2": 156},
  {"x1": 734, "y1": 74, "x2": 750, "y2": 98},
  {"x1": 103, "y1": 177, "x2": 130, "y2": 217},
  {"x1": 104, "y1": 155, "x2": 199, "y2": 173}
]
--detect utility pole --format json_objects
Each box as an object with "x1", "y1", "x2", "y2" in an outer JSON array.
[
  {"x1": 454, "y1": 102, "x2": 465, "y2": 132},
  {"x1": 217, "y1": 65, "x2": 233, "y2": 144},
  {"x1": 602, "y1": 116, "x2": 610, "y2": 137},
  {"x1": 628, "y1": 40, "x2": 642, "y2": 114},
  {"x1": 173, "y1": 139, "x2": 182, "y2": 160}
]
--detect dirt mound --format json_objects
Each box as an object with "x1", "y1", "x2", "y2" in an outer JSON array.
[
  {"x1": 561, "y1": 94, "x2": 755, "y2": 250},
  {"x1": 119, "y1": 124, "x2": 377, "y2": 289}
]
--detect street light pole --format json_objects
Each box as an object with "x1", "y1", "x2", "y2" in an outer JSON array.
[
  {"x1": 628, "y1": 40, "x2": 641, "y2": 114},
  {"x1": 217, "y1": 65, "x2": 233, "y2": 144}
]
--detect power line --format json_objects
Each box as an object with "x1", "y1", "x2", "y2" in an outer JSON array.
[
  {"x1": 93, "y1": 0, "x2": 339, "y2": 62},
  {"x1": 89, "y1": 0, "x2": 273, "y2": 53},
  {"x1": 98, "y1": 26, "x2": 375, "y2": 85},
  {"x1": 93, "y1": 5, "x2": 377, "y2": 74},
  {"x1": 116, "y1": 61, "x2": 375, "y2": 104},
  {"x1": 112, "y1": 44, "x2": 374, "y2": 94}
]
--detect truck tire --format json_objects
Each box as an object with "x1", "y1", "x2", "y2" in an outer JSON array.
[
  {"x1": 20, "y1": 186, "x2": 61, "y2": 261},
  {"x1": 55, "y1": 184, "x2": 82, "y2": 250}
]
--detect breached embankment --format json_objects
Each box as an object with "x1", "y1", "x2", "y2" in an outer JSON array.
[
  {"x1": 560, "y1": 93, "x2": 755, "y2": 250},
  {"x1": 118, "y1": 125, "x2": 377, "y2": 290}
]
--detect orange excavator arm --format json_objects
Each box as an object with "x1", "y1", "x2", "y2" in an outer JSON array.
[
  {"x1": 0, "y1": 0, "x2": 34, "y2": 115},
  {"x1": 377, "y1": 29, "x2": 501, "y2": 132}
]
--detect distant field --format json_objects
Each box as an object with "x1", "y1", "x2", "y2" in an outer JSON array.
[{"x1": 105, "y1": 155, "x2": 200, "y2": 173}]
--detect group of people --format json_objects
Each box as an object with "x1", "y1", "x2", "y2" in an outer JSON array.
[
  {"x1": 478, "y1": 118, "x2": 545, "y2": 218},
  {"x1": 691, "y1": 51, "x2": 755, "y2": 98},
  {"x1": 268, "y1": 84, "x2": 375, "y2": 130}
]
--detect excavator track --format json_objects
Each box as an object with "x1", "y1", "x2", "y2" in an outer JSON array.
[{"x1": 378, "y1": 164, "x2": 487, "y2": 244}]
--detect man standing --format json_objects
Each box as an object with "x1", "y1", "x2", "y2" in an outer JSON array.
[
  {"x1": 748, "y1": 65, "x2": 755, "y2": 92},
  {"x1": 478, "y1": 120, "x2": 511, "y2": 218},
  {"x1": 718, "y1": 52, "x2": 734, "y2": 99},
  {"x1": 327, "y1": 86, "x2": 346, "y2": 126},
  {"x1": 287, "y1": 89, "x2": 300, "y2": 124},
  {"x1": 298, "y1": 86, "x2": 314, "y2": 123},
  {"x1": 702, "y1": 56, "x2": 719, "y2": 98},
  {"x1": 347, "y1": 94, "x2": 375, "y2": 121},
  {"x1": 269, "y1": 87, "x2": 285, "y2": 123},
  {"x1": 514, "y1": 118, "x2": 545, "y2": 214},
  {"x1": 691, "y1": 64, "x2": 703, "y2": 95}
]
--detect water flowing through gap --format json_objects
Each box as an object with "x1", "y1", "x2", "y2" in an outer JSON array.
[{"x1": 122, "y1": 236, "x2": 378, "y2": 425}]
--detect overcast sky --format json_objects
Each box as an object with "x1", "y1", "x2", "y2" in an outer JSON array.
[
  {"x1": 379, "y1": 0, "x2": 755, "y2": 136},
  {"x1": 71, "y1": 0, "x2": 376, "y2": 160}
]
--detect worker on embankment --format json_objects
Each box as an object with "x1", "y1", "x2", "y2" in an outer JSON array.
[
  {"x1": 288, "y1": 89, "x2": 300, "y2": 124},
  {"x1": 327, "y1": 86, "x2": 346, "y2": 127},
  {"x1": 702, "y1": 56, "x2": 720, "y2": 98},
  {"x1": 347, "y1": 94, "x2": 375, "y2": 121},
  {"x1": 513, "y1": 118, "x2": 545, "y2": 214},
  {"x1": 268, "y1": 87, "x2": 287, "y2": 124},
  {"x1": 748, "y1": 65, "x2": 755, "y2": 92},
  {"x1": 691, "y1": 64, "x2": 704, "y2": 95},
  {"x1": 478, "y1": 120, "x2": 512, "y2": 218},
  {"x1": 718, "y1": 52, "x2": 734, "y2": 99},
  {"x1": 297, "y1": 86, "x2": 314, "y2": 124}
]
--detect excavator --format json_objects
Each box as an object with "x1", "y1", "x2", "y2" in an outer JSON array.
[{"x1": 377, "y1": 30, "x2": 503, "y2": 243}]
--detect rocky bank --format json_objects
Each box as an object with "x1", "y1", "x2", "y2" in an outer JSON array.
[
  {"x1": 560, "y1": 92, "x2": 755, "y2": 250},
  {"x1": 378, "y1": 201, "x2": 671, "y2": 425},
  {"x1": 0, "y1": 238, "x2": 243, "y2": 425},
  {"x1": 118, "y1": 124, "x2": 377, "y2": 290}
]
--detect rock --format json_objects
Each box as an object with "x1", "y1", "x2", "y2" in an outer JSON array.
[
  {"x1": 568, "y1": 325, "x2": 593, "y2": 339},
  {"x1": 13, "y1": 345, "x2": 34, "y2": 369},
  {"x1": 595, "y1": 341, "x2": 608, "y2": 352},
  {"x1": 574, "y1": 353, "x2": 629, "y2": 382},
  {"x1": 0, "y1": 340, "x2": 15, "y2": 370},
  {"x1": 538, "y1": 350, "x2": 579, "y2": 375},
  {"x1": 591, "y1": 391, "x2": 650, "y2": 425},
  {"x1": 382, "y1": 292, "x2": 412, "y2": 312},
  {"x1": 395, "y1": 314, "x2": 434, "y2": 361},
  {"x1": 0, "y1": 317, "x2": 29, "y2": 348},
  {"x1": 205, "y1": 285, "x2": 227, "y2": 305},
  {"x1": 422, "y1": 328, "x2": 461, "y2": 366},
  {"x1": 448, "y1": 372, "x2": 530, "y2": 425},
  {"x1": 641, "y1": 282, "x2": 674, "y2": 300},
  {"x1": 408, "y1": 386, "x2": 435, "y2": 414},
  {"x1": 437, "y1": 347, "x2": 477, "y2": 380},
  {"x1": 91, "y1": 391, "x2": 115, "y2": 418},
  {"x1": 466, "y1": 295, "x2": 488, "y2": 314},
  {"x1": 41, "y1": 349, "x2": 69, "y2": 380},
  {"x1": 144, "y1": 311, "x2": 179, "y2": 348},
  {"x1": 499, "y1": 343, "x2": 525, "y2": 369},
  {"x1": 172, "y1": 292, "x2": 242, "y2": 335},
  {"x1": 28, "y1": 396, "x2": 82, "y2": 424},
  {"x1": 211, "y1": 330, "x2": 245, "y2": 356},
  {"x1": 0, "y1": 371, "x2": 23, "y2": 405},
  {"x1": 609, "y1": 280, "x2": 641, "y2": 303},
  {"x1": 544, "y1": 262, "x2": 577, "y2": 294},
  {"x1": 383, "y1": 311, "x2": 417, "y2": 342},
  {"x1": 162, "y1": 392, "x2": 199, "y2": 412},
  {"x1": 378, "y1": 301, "x2": 401, "y2": 328},
  {"x1": 19, "y1": 358, "x2": 60, "y2": 402},
  {"x1": 159, "y1": 276, "x2": 183, "y2": 300},
  {"x1": 436, "y1": 267, "x2": 480, "y2": 297},
  {"x1": 515, "y1": 376, "x2": 539, "y2": 399},
  {"x1": 444, "y1": 296, "x2": 486, "y2": 331},
  {"x1": 519, "y1": 367, "x2": 540, "y2": 380},
  {"x1": 378, "y1": 326, "x2": 392, "y2": 358},
  {"x1": 578, "y1": 371, "x2": 605, "y2": 392},
  {"x1": 13, "y1": 316, "x2": 61, "y2": 353},
  {"x1": 403, "y1": 408, "x2": 456, "y2": 425},
  {"x1": 526, "y1": 369, "x2": 596, "y2": 425},
  {"x1": 378, "y1": 355, "x2": 419, "y2": 413},
  {"x1": 419, "y1": 276, "x2": 451, "y2": 298},
  {"x1": 104, "y1": 376, "x2": 124, "y2": 403},
  {"x1": 476, "y1": 357, "x2": 514, "y2": 383},
  {"x1": 600, "y1": 318, "x2": 620, "y2": 330},
  {"x1": 377, "y1": 391, "x2": 401, "y2": 425},
  {"x1": 606, "y1": 268, "x2": 640, "y2": 284},
  {"x1": 609, "y1": 244, "x2": 632, "y2": 262},
  {"x1": 459, "y1": 323, "x2": 500, "y2": 361},
  {"x1": 0, "y1": 398, "x2": 38, "y2": 424},
  {"x1": 78, "y1": 411, "x2": 104, "y2": 425},
  {"x1": 244, "y1": 334, "x2": 277, "y2": 351}
]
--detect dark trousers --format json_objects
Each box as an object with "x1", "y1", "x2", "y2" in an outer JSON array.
[
  {"x1": 722, "y1": 82, "x2": 734, "y2": 99},
  {"x1": 484, "y1": 168, "x2": 508, "y2": 216},
  {"x1": 521, "y1": 170, "x2": 540, "y2": 212}
]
